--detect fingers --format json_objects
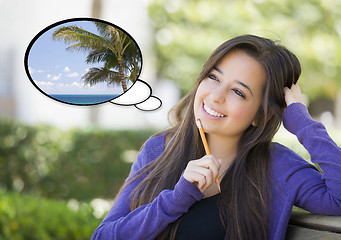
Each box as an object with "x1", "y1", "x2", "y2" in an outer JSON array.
[
  {"x1": 185, "y1": 167, "x2": 212, "y2": 190},
  {"x1": 284, "y1": 84, "x2": 305, "y2": 107},
  {"x1": 183, "y1": 155, "x2": 221, "y2": 193}
]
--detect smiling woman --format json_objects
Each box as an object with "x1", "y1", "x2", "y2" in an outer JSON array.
[{"x1": 91, "y1": 35, "x2": 341, "y2": 240}]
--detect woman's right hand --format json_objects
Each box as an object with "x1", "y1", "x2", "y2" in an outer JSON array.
[{"x1": 183, "y1": 155, "x2": 222, "y2": 193}]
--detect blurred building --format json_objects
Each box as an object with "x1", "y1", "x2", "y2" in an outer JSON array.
[{"x1": 0, "y1": 0, "x2": 179, "y2": 130}]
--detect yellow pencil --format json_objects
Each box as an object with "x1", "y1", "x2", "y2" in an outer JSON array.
[{"x1": 196, "y1": 118, "x2": 221, "y2": 193}]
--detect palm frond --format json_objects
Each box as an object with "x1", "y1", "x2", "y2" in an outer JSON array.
[
  {"x1": 93, "y1": 22, "x2": 113, "y2": 39},
  {"x1": 85, "y1": 48, "x2": 114, "y2": 64},
  {"x1": 81, "y1": 67, "x2": 125, "y2": 87},
  {"x1": 52, "y1": 25, "x2": 114, "y2": 53}
]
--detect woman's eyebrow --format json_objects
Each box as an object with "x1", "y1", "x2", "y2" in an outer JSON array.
[
  {"x1": 213, "y1": 66, "x2": 223, "y2": 74},
  {"x1": 234, "y1": 80, "x2": 253, "y2": 96},
  {"x1": 213, "y1": 66, "x2": 254, "y2": 96}
]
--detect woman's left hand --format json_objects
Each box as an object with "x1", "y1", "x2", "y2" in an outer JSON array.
[{"x1": 284, "y1": 84, "x2": 306, "y2": 107}]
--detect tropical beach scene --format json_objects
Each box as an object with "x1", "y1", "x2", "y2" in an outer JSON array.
[{"x1": 27, "y1": 19, "x2": 142, "y2": 105}]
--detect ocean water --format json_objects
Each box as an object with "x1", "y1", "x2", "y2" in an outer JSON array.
[{"x1": 50, "y1": 94, "x2": 119, "y2": 105}]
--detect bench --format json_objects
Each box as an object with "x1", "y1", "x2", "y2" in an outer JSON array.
[{"x1": 286, "y1": 208, "x2": 341, "y2": 239}]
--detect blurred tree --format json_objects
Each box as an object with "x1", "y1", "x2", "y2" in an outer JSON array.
[
  {"x1": 0, "y1": 120, "x2": 154, "y2": 200},
  {"x1": 52, "y1": 22, "x2": 141, "y2": 92},
  {"x1": 148, "y1": 0, "x2": 341, "y2": 103}
]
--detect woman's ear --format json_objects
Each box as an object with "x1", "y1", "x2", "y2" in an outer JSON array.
[
  {"x1": 266, "y1": 110, "x2": 274, "y2": 122},
  {"x1": 251, "y1": 110, "x2": 273, "y2": 127}
]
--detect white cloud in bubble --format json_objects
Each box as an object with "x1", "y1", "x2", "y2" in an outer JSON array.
[
  {"x1": 29, "y1": 66, "x2": 46, "y2": 74},
  {"x1": 66, "y1": 72, "x2": 79, "y2": 78},
  {"x1": 34, "y1": 80, "x2": 54, "y2": 86},
  {"x1": 63, "y1": 66, "x2": 71, "y2": 72},
  {"x1": 47, "y1": 73, "x2": 62, "y2": 81}
]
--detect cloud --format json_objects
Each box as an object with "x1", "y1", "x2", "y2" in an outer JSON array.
[
  {"x1": 34, "y1": 80, "x2": 55, "y2": 86},
  {"x1": 29, "y1": 66, "x2": 46, "y2": 74},
  {"x1": 47, "y1": 73, "x2": 62, "y2": 81},
  {"x1": 66, "y1": 72, "x2": 79, "y2": 78},
  {"x1": 34, "y1": 80, "x2": 55, "y2": 93},
  {"x1": 63, "y1": 66, "x2": 71, "y2": 72},
  {"x1": 71, "y1": 81, "x2": 82, "y2": 87}
]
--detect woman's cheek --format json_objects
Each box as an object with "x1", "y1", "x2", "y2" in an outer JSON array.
[{"x1": 231, "y1": 103, "x2": 254, "y2": 123}]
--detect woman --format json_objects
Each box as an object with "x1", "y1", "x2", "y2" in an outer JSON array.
[{"x1": 91, "y1": 35, "x2": 341, "y2": 240}]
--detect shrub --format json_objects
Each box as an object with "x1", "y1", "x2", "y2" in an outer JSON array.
[
  {"x1": 0, "y1": 119, "x2": 155, "y2": 200},
  {"x1": 0, "y1": 189, "x2": 101, "y2": 240}
]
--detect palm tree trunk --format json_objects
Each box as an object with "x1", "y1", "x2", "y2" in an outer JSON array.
[{"x1": 118, "y1": 59, "x2": 128, "y2": 92}]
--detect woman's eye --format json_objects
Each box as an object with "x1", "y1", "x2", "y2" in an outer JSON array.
[
  {"x1": 208, "y1": 74, "x2": 219, "y2": 81},
  {"x1": 233, "y1": 89, "x2": 246, "y2": 99}
]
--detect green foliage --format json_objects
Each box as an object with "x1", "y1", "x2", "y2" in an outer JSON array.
[
  {"x1": 0, "y1": 119, "x2": 155, "y2": 201},
  {"x1": 0, "y1": 189, "x2": 100, "y2": 240},
  {"x1": 148, "y1": 0, "x2": 341, "y2": 99}
]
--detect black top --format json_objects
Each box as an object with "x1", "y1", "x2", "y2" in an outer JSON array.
[{"x1": 174, "y1": 194, "x2": 225, "y2": 240}]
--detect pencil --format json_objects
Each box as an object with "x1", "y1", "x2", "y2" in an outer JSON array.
[{"x1": 195, "y1": 118, "x2": 221, "y2": 193}]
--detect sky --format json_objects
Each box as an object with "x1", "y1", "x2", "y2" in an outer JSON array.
[{"x1": 27, "y1": 20, "x2": 128, "y2": 95}]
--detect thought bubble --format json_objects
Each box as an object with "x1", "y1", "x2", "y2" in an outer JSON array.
[
  {"x1": 110, "y1": 79, "x2": 162, "y2": 111},
  {"x1": 135, "y1": 96, "x2": 162, "y2": 111},
  {"x1": 24, "y1": 17, "x2": 161, "y2": 110}
]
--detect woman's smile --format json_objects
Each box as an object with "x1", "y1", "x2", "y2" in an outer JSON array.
[{"x1": 202, "y1": 101, "x2": 227, "y2": 118}]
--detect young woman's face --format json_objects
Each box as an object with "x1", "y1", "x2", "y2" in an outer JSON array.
[{"x1": 194, "y1": 49, "x2": 266, "y2": 139}]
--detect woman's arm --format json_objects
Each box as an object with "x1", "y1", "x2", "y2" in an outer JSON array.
[
  {"x1": 282, "y1": 87, "x2": 341, "y2": 214},
  {"x1": 91, "y1": 135, "x2": 204, "y2": 240}
]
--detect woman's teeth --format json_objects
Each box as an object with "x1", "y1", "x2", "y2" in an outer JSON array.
[{"x1": 203, "y1": 103, "x2": 225, "y2": 117}]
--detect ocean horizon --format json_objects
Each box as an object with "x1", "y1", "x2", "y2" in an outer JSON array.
[{"x1": 50, "y1": 94, "x2": 119, "y2": 105}]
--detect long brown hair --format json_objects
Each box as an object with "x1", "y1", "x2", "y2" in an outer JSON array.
[{"x1": 129, "y1": 35, "x2": 301, "y2": 239}]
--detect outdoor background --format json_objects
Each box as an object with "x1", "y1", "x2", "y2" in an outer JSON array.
[{"x1": 0, "y1": 0, "x2": 340, "y2": 239}]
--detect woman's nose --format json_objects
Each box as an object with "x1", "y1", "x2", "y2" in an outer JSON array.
[{"x1": 210, "y1": 86, "x2": 226, "y2": 104}]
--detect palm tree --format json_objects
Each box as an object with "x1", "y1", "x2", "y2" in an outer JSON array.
[{"x1": 52, "y1": 21, "x2": 141, "y2": 92}]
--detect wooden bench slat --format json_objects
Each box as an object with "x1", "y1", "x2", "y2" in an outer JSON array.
[
  {"x1": 290, "y1": 212, "x2": 341, "y2": 233},
  {"x1": 286, "y1": 225, "x2": 341, "y2": 240}
]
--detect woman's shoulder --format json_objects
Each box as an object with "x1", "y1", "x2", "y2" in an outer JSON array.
[
  {"x1": 270, "y1": 142, "x2": 316, "y2": 173},
  {"x1": 130, "y1": 133, "x2": 167, "y2": 173},
  {"x1": 271, "y1": 142, "x2": 293, "y2": 156},
  {"x1": 141, "y1": 132, "x2": 167, "y2": 159},
  {"x1": 270, "y1": 142, "x2": 304, "y2": 163}
]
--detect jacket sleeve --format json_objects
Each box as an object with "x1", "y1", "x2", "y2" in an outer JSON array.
[
  {"x1": 91, "y1": 135, "x2": 204, "y2": 240},
  {"x1": 281, "y1": 102, "x2": 341, "y2": 215}
]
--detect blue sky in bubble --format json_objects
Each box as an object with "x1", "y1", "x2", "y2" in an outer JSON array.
[{"x1": 27, "y1": 20, "x2": 125, "y2": 95}]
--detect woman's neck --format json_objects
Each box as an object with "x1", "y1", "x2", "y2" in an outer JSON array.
[{"x1": 206, "y1": 133, "x2": 239, "y2": 168}]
